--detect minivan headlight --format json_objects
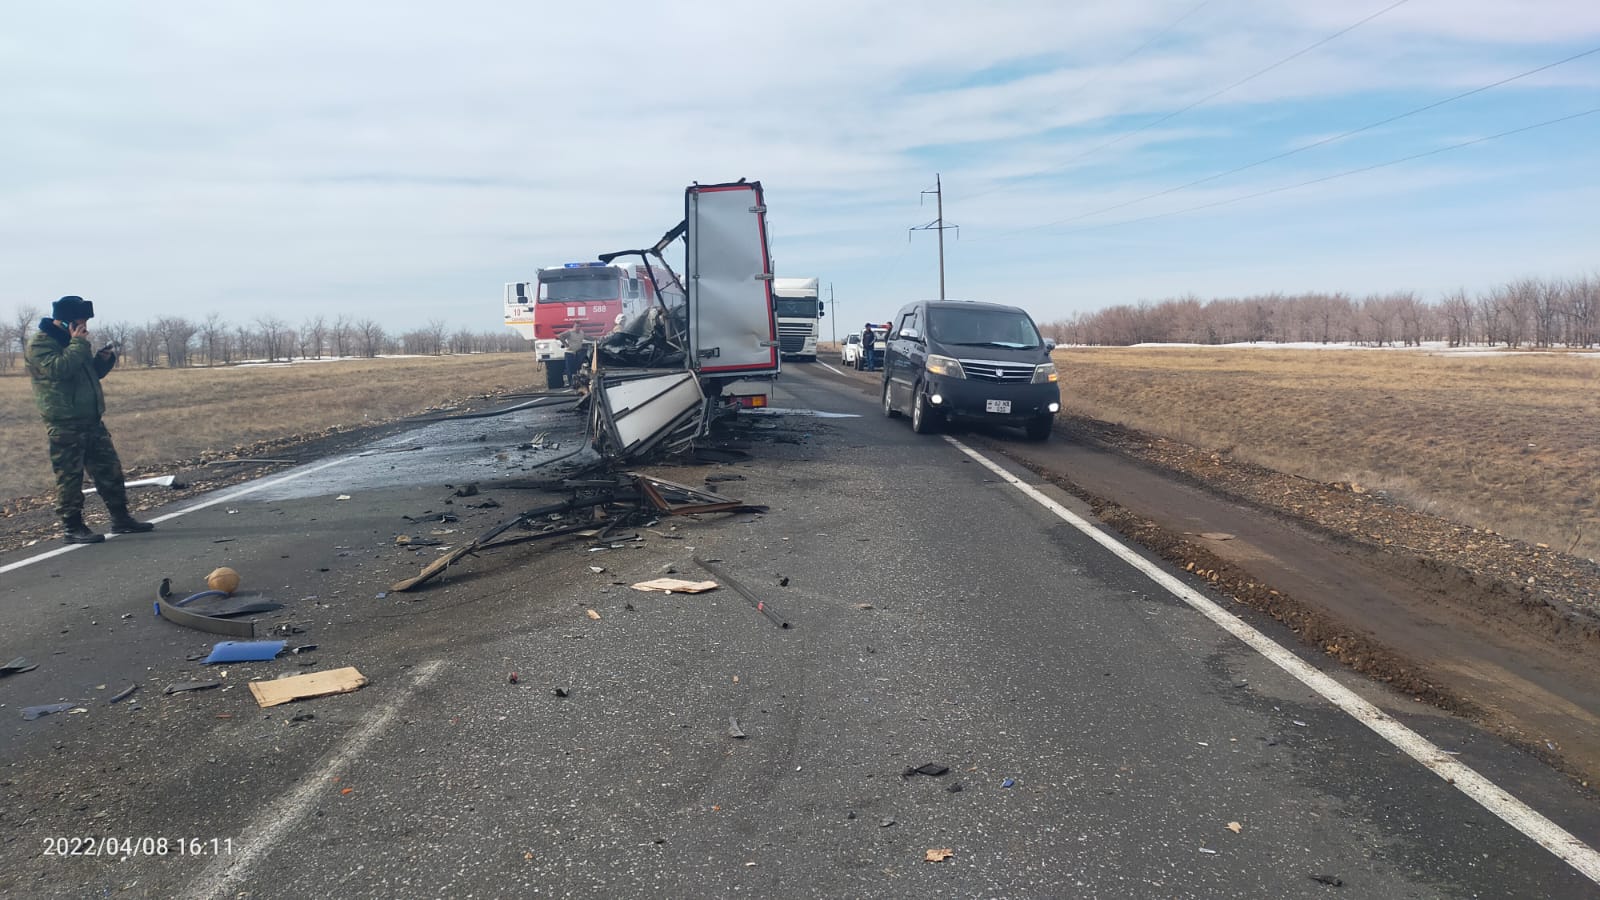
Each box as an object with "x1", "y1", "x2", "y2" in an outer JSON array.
[
  {"x1": 925, "y1": 354, "x2": 966, "y2": 378},
  {"x1": 1032, "y1": 362, "x2": 1058, "y2": 384}
]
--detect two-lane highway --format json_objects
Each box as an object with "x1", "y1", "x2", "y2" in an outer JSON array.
[{"x1": 1, "y1": 366, "x2": 1596, "y2": 897}]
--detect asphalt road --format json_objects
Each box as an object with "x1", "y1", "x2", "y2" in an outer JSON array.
[{"x1": 1, "y1": 365, "x2": 1598, "y2": 898}]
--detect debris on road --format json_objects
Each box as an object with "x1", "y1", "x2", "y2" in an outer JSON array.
[
  {"x1": 631, "y1": 578, "x2": 718, "y2": 594},
  {"x1": 924, "y1": 848, "x2": 953, "y2": 863},
  {"x1": 21, "y1": 702, "x2": 76, "y2": 721},
  {"x1": 553, "y1": 687, "x2": 569, "y2": 698},
  {"x1": 206, "y1": 567, "x2": 242, "y2": 595},
  {"x1": 0, "y1": 657, "x2": 38, "y2": 677},
  {"x1": 202, "y1": 640, "x2": 287, "y2": 664},
  {"x1": 154, "y1": 579, "x2": 256, "y2": 638},
  {"x1": 164, "y1": 680, "x2": 222, "y2": 695},
  {"x1": 1001, "y1": 778, "x2": 1016, "y2": 788},
  {"x1": 335, "y1": 494, "x2": 351, "y2": 501},
  {"x1": 248, "y1": 666, "x2": 367, "y2": 708},
  {"x1": 454, "y1": 483, "x2": 480, "y2": 497},
  {"x1": 586, "y1": 609, "x2": 602, "y2": 620},
  {"x1": 902, "y1": 764, "x2": 949, "y2": 778},
  {"x1": 391, "y1": 474, "x2": 764, "y2": 592},
  {"x1": 108, "y1": 684, "x2": 138, "y2": 704},
  {"x1": 695, "y1": 557, "x2": 789, "y2": 629},
  {"x1": 1309, "y1": 874, "x2": 1344, "y2": 887},
  {"x1": 1227, "y1": 821, "x2": 1243, "y2": 833},
  {"x1": 83, "y1": 474, "x2": 178, "y2": 493},
  {"x1": 508, "y1": 672, "x2": 519, "y2": 684},
  {"x1": 728, "y1": 717, "x2": 746, "y2": 739}
]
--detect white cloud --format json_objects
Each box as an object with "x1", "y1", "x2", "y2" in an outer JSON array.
[{"x1": 1, "y1": 0, "x2": 1596, "y2": 330}]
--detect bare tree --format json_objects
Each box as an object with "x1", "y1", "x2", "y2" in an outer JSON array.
[
  {"x1": 198, "y1": 312, "x2": 228, "y2": 365},
  {"x1": 12, "y1": 304, "x2": 41, "y2": 361},
  {"x1": 155, "y1": 316, "x2": 198, "y2": 367},
  {"x1": 355, "y1": 318, "x2": 385, "y2": 358},
  {"x1": 255, "y1": 316, "x2": 288, "y2": 361},
  {"x1": 303, "y1": 315, "x2": 328, "y2": 359},
  {"x1": 332, "y1": 315, "x2": 353, "y2": 357},
  {"x1": 234, "y1": 324, "x2": 257, "y2": 361},
  {"x1": 425, "y1": 318, "x2": 448, "y2": 355},
  {"x1": 1439, "y1": 289, "x2": 1473, "y2": 347},
  {"x1": 129, "y1": 322, "x2": 163, "y2": 367}
]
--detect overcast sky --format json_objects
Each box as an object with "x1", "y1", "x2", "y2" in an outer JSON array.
[{"x1": 3, "y1": 0, "x2": 1598, "y2": 335}]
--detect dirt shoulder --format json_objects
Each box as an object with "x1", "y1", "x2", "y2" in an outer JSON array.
[{"x1": 976, "y1": 413, "x2": 1600, "y2": 785}]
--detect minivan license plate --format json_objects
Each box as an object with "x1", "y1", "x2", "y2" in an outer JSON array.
[{"x1": 985, "y1": 399, "x2": 1012, "y2": 414}]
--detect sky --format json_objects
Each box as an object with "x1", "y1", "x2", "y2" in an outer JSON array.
[{"x1": 3, "y1": 0, "x2": 1598, "y2": 335}]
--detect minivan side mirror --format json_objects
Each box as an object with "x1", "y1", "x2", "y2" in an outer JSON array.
[
  {"x1": 899, "y1": 328, "x2": 922, "y2": 341},
  {"x1": 1043, "y1": 338, "x2": 1057, "y2": 351}
]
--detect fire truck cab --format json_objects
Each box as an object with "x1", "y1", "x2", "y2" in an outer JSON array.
[{"x1": 505, "y1": 262, "x2": 669, "y2": 389}]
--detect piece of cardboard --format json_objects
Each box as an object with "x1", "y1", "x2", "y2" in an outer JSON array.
[
  {"x1": 630, "y1": 578, "x2": 719, "y2": 594},
  {"x1": 248, "y1": 667, "x2": 368, "y2": 708}
]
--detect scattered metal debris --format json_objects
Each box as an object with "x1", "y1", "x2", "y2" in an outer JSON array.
[
  {"x1": 164, "y1": 680, "x2": 222, "y2": 695},
  {"x1": 0, "y1": 657, "x2": 38, "y2": 677},
  {"x1": 108, "y1": 684, "x2": 138, "y2": 704},
  {"x1": 22, "y1": 702, "x2": 76, "y2": 721},
  {"x1": 728, "y1": 717, "x2": 746, "y2": 739},
  {"x1": 695, "y1": 557, "x2": 789, "y2": 629},
  {"x1": 902, "y1": 764, "x2": 950, "y2": 779},
  {"x1": 154, "y1": 579, "x2": 255, "y2": 638}
]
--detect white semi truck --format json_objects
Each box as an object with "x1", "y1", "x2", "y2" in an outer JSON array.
[{"x1": 773, "y1": 277, "x2": 822, "y2": 361}]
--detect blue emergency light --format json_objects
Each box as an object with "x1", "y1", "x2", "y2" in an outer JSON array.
[{"x1": 563, "y1": 262, "x2": 607, "y2": 268}]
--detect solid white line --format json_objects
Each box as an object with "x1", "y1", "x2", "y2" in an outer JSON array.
[
  {"x1": 945, "y1": 436, "x2": 1600, "y2": 886},
  {"x1": 184, "y1": 660, "x2": 447, "y2": 900},
  {"x1": 815, "y1": 360, "x2": 851, "y2": 377},
  {"x1": 0, "y1": 455, "x2": 356, "y2": 577}
]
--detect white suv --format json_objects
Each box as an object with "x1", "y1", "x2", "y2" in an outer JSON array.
[{"x1": 840, "y1": 334, "x2": 862, "y2": 366}]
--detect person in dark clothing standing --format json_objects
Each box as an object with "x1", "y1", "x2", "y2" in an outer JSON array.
[
  {"x1": 25, "y1": 295, "x2": 155, "y2": 544},
  {"x1": 861, "y1": 323, "x2": 877, "y2": 371}
]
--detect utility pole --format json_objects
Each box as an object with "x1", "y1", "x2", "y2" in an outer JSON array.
[
  {"x1": 828, "y1": 283, "x2": 837, "y2": 345},
  {"x1": 909, "y1": 173, "x2": 958, "y2": 300}
]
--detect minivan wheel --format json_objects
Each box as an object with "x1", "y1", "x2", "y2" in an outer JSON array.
[
  {"x1": 911, "y1": 389, "x2": 939, "y2": 434},
  {"x1": 882, "y1": 380, "x2": 900, "y2": 418},
  {"x1": 1025, "y1": 416, "x2": 1053, "y2": 441}
]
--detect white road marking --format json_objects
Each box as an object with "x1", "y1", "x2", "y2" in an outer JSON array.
[
  {"x1": 742, "y1": 407, "x2": 860, "y2": 418},
  {"x1": 0, "y1": 455, "x2": 356, "y2": 577},
  {"x1": 946, "y1": 436, "x2": 1600, "y2": 886},
  {"x1": 815, "y1": 360, "x2": 851, "y2": 377},
  {"x1": 184, "y1": 659, "x2": 447, "y2": 900}
]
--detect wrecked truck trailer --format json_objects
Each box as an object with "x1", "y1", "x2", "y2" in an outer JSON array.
[{"x1": 589, "y1": 179, "x2": 781, "y2": 462}]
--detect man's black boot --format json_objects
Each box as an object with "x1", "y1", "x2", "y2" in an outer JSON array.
[
  {"x1": 62, "y1": 513, "x2": 105, "y2": 544},
  {"x1": 108, "y1": 507, "x2": 156, "y2": 534}
]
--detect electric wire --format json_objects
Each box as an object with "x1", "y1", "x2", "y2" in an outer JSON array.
[
  {"x1": 988, "y1": 44, "x2": 1600, "y2": 238},
  {"x1": 962, "y1": 0, "x2": 1414, "y2": 204},
  {"x1": 960, "y1": 0, "x2": 1213, "y2": 205},
  {"x1": 1046, "y1": 105, "x2": 1600, "y2": 235}
]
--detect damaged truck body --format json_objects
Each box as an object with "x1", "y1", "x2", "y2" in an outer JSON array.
[{"x1": 589, "y1": 180, "x2": 781, "y2": 461}]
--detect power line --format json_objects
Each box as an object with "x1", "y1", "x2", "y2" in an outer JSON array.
[
  {"x1": 960, "y1": 0, "x2": 1214, "y2": 205},
  {"x1": 991, "y1": 44, "x2": 1600, "y2": 238},
  {"x1": 964, "y1": 0, "x2": 1414, "y2": 203},
  {"x1": 1048, "y1": 105, "x2": 1600, "y2": 235}
]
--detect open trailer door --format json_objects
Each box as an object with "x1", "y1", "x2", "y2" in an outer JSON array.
[{"x1": 685, "y1": 181, "x2": 779, "y2": 378}]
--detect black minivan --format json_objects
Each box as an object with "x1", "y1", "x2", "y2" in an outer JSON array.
[{"x1": 880, "y1": 300, "x2": 1060, "y2": 440}]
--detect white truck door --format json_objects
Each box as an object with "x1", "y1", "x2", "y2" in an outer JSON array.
[{"x1": 685, "y1": 181, "x2": 779, "y2": 377}]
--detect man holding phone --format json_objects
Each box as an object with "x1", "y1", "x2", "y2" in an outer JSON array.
[{"x1": 25, "y1": 295, "x2": 155, "y2": 544}]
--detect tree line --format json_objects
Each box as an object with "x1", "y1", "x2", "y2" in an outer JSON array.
[
  {"x1": 1040, "y1": 273, "x2": 1600, "y2": 348},
  {"x1": 0, "y1": 310, "x2": 531, "y2": 372}
]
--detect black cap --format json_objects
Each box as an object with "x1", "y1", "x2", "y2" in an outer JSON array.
[{"x1": 52, "y1": 296, "x2": 94, "y2": 321}]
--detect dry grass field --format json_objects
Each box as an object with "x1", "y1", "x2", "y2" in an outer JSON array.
[
  {"x1": 1058, "y1": 347, "x2": 1600, "y2": 559},
  {"x1": 0, "y1": 355, "x2": 540, "y2": 506}
]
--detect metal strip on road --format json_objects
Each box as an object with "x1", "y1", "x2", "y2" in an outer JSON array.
[
  {"x1": 945, "y1": 436, "x2": 1600, "y2": 886},
  {"x1": 0, "y1": 455, "x2": 357, "y2": 578},
  {"x1": 183, "y1": 659, "x2": 447, "y2": 900}
]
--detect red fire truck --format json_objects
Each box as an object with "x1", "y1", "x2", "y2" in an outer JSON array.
[{"x1": 504, "y1": 262, "x2": 677, "y2": 388}]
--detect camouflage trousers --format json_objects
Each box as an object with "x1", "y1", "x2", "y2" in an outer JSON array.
[{"x1": 45, "y1": 421, "x2": 128, "y2": 518}]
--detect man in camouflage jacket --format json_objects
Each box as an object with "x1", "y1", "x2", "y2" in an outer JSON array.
[{"x1": 26, "y1": 295, "x2": 155, "y2": 544}]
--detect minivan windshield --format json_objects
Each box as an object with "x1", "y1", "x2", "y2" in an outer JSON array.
[{"x1": 926, "y1": 307, "x2": 1042, "y2": 349}]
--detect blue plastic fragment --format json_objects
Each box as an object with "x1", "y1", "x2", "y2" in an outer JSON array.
[
  {"x1": 202, "y1": 640, "x2": 287, "y2": 664},
  {"x1": 1001, "y1": 778, "x2": 1015, "y2": 788}
]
